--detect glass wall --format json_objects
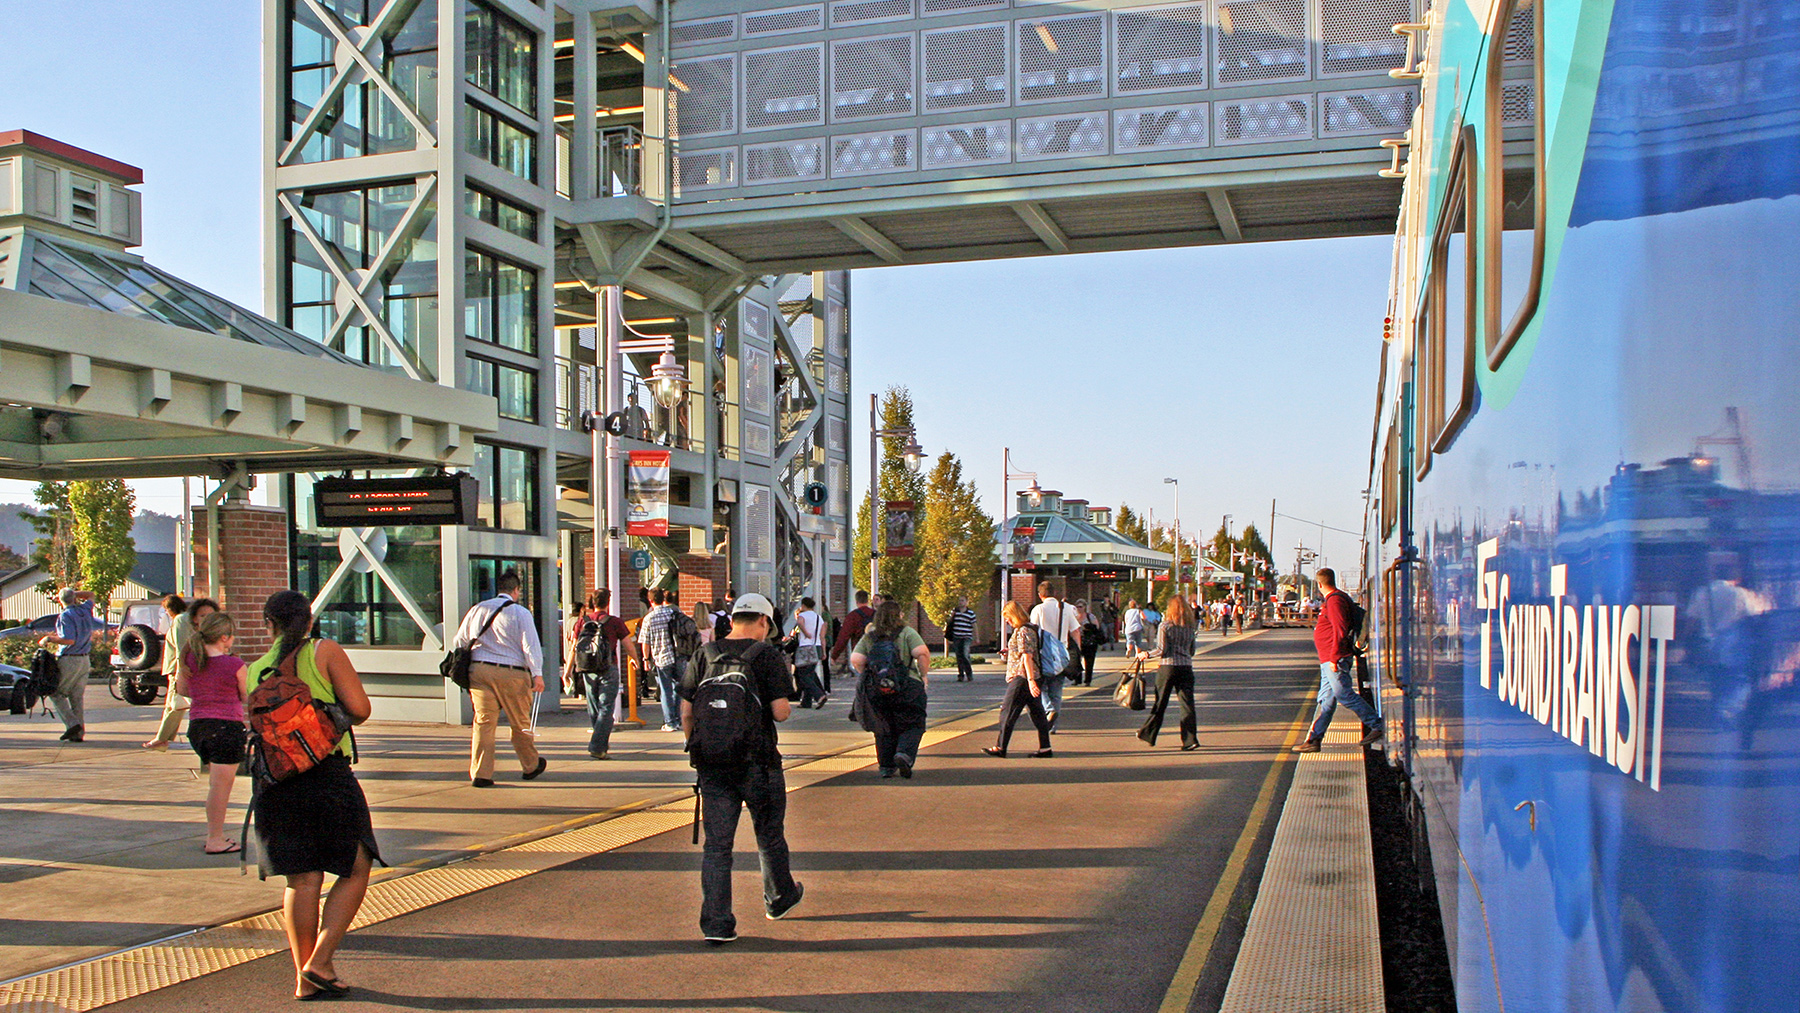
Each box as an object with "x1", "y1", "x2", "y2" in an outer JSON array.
[
  {"x1": 464, "y1": 247, "x2": 537, "y2": 354},
  {"x1": 470, "y1": 557, "x2": 540, "y2": 618},
  {"x1": 289, "y1": 472, "x2": 444, "y2": 648},
  {"x1": 466, "y1": 102, "x2": 538, "y2": 181},
  {"x1": 465, "y1": 0, "x2": 537, "y2": 115},
  {"x1": 286, "y1": 182, "x2": 439, "y2": 377},
  {"x1": 467, "y1": 355, "x2": 538, "y2": 422},
  {"x1": 465, "y1": 184, "x2": 538, "y2": 241},
  {"x1": 472, "y1": 441, "x2": 540, "y2": 532},
  {"x1": 286, "y1": 0, "x2": 437, "y2": 163}
]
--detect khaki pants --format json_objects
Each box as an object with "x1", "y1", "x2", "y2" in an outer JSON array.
[
  {"x1": 468, "y1": 663, "x2": 540, "y2": 781},
  {"x1": 51, "y1": 655, "x2": 90, "y2": 731},
  {"x1": 152, "y1": 690, "x2": 190, "y2": 744}
]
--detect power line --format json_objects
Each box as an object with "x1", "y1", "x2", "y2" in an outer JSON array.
[{"x1": 1274, "y1": 511, "x2": 1362, "y2": 538}]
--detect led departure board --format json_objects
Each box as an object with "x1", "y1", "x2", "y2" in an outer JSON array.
[{"x1": 313, "y1": 474, "x2": 480, "y2": 527}]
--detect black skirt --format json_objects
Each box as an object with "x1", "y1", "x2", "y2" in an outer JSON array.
[{"x1": 251, "y1": 754, "x2": 383, "y2": 879}]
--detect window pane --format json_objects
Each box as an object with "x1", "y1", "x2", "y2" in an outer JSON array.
[
  {"x1": 474, "y1": 442, "x2": 497, "y2": 527},
  {"x1": 496, "y1": 116, "x2": 537, "y2": 180},
  {"x1": 496, "y1": 15, "x2": 537, "y2": 112},
  {"x1": 495, "y1": 258, "x2": 536, "y2": 353},
  {"x1": 464, "y1": 249, "x2": 493, "y2": 343},
  {"x1": 465, "y1": 3, "x2": 495, "y2": 96},
  {"x1": 498, "y1": 445, "x2": 537, "y2": 531},
  {"x1": 497, "y1": 362, "x2": 537, "y2": 422},
  {"x1": 468, "y1": 357, "x2": 497, "y2": 398}
]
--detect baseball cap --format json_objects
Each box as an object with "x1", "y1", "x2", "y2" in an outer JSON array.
[{"x1": 731, "y1": 592, "x2": 775, "y2": 619}]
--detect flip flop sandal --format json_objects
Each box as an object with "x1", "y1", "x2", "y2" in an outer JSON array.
[
  {"x1": 301, "y1": 970, "x2": 351, "y2": 996},
  {"x1": 203, "y1": 841, "x2": 242, "y2": 855}
]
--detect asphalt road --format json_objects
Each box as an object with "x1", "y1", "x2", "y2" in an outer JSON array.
[{"x1": 101, "y1": 631, "x2": 1318, "y2": 1013}]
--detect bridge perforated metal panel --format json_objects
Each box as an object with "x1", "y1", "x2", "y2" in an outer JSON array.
[
  {"x1": 744, "y1": 43, "x2": 826, "y2": 131},
  {"x1": 831, "y1": 33, "x2": 918, "y2": 120},
  {"x1": 1318, "y1": 0, "x2": 1413, "y2": 77},
  {"x1": 1215, "y1": 0, "x2": 1309, "y2": 84},
  {"x1": 1017, "y1": 12, "x2": 1108, "y2": 103},
  {"x1": 923, "y1": 22, "x2": 1010, "y2": 111},
  {"x1": 744, "y1": 4, "x2": 826, "y2": 37},
  {"x1": 1115, "y1": 2, "x2": 1209, "y2": 94}
]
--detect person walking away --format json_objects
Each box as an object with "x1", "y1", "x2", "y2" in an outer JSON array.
[
  {"x1": 694, "y1": 601, "x2": 716, "y2": 647},
  {"x1": 1137, "y1": 596, "x2": 1200, "y2": 751},
  {"x1": 1142, "y1": 600, "x2": 1162, "y2": 646},
  {"x1": 1121, "y1": 600, "x2": 1147, "y2": 659},
  {"x1": 850, "y1": 601, "x2": 931, "y2": 778},
  {"x1": 452, "y1": 570, "x2": 549, "y2": 785},
  {"x1": 788, "y1": 597, "x2": 829, "y2": 708},
  {"x1": 944, "y1": 597, "x2": 978, "y2": 682},
  {"x1": 983, "y1": 601, "x2": 1053, "y2": 758},
  {"x1": 179, "y1": 611, "x2": 250, "y2": 853},
  {"x1": 1077, "y1": 601, "x2": 1105, "y2": 686},
  {"x1": 831, "y1": 590, "x2": 876, "y2": 674},
  {"x1": 144, "y1": 595, "x2": 217, "y2": 750},
  {"x1": 1218, "y1": 598, "x2": 1233, "y2": 636},
  {"x1": 566, "y1": 589, "x2": 633, "y2": 758},
  {"x1": 1295, "y1": 568, "x2": 1383, "y2": 753},
  {"x1": 247, "y1": 590, "x2": 381, "y2": 1000},
  {"x1": 1028, "y1": 580, "x2": 1079, "y2": 729},
  {"x1": 642, "y1": 588, "x2": 698, "y2": 732},
  {"x1": 39, "y1": 587, "x2": 100, "y2": 742},
  {"x1": 682, "y1": 593, "x2": 804, "y2": 944}
]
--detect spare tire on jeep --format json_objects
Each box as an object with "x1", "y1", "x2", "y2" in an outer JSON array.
[{"x1": 116, "y1": 624, "x2": 162, "y2": 671}]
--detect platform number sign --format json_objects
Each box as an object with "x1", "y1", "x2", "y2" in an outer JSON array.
[{"x1": 803, "y1": 481, "x2": 829, "y2": 510}]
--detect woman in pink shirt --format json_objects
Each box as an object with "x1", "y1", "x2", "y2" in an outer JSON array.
[{"x1": 177, "y1": 612, "x2": 250, "y2": 855}]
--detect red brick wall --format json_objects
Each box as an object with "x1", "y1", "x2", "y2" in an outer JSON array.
[
  {"x1": 190, "y1": 503, "x2": 290, "y2": 659},
  {"x1": 675, "y1": 553, "x2": 729, "y2": 611}
]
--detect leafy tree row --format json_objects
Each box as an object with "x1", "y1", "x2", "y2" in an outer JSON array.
[{"x1": 21, "y1": 479, "x2": 138, "y2": 610}]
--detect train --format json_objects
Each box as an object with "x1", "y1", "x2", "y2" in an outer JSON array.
[{"x1": 1364, "y1": 0, "x2": 1800, "y2": 1009}]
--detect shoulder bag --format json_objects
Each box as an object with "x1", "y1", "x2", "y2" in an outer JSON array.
[{"x1": 441, "y1": 600, "x2": 514, "y2": 691}]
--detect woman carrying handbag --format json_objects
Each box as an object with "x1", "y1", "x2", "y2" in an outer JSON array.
[{"x1": 1136, "y1": 596, "x2": 1200, "y2": 751}]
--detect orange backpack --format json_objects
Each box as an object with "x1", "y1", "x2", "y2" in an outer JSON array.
[{"x1": 246, "y1": 640, "x2": 352, "y2": 784}]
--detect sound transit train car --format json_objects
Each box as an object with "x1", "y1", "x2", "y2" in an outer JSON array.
[{"x1": 1364, "y1": 0, "x2": 1800, "y2": 1009}]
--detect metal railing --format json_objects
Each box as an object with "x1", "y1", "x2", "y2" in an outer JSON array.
[
  {"x1": 554, "y1": 354, "x2": 698, "y2": 451},
  {"x1": 554, "y1": 126, "x2": 645, "y2": 200}
]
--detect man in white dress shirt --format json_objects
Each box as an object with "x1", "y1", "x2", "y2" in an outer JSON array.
[
  {"x1": 453, "y1": 570, "x2": 549, "y2": 787},
  {"x1": 1029, "y1": 579, "x2": 1080, "y2": 729}
]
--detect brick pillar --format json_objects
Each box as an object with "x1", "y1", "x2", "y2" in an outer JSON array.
[
  {"x1": 1009, "y1": 571, "x2": 1037, "y2": 610},
  {"x1": 579, "y1": 546, "x2": 648, "y2": 619},
  {"x1": 676, "y1": 553, "x2": 729, "y2": 610},
  {"x1": 191, "y1": 502, "x2": 290, "y2": 659}
]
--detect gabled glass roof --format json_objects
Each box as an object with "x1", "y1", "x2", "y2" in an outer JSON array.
[{"x1": 0, "y1": 230, "x2": 358, "y2": 364}]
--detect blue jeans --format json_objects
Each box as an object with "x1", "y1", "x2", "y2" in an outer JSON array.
[
  {"x1": 698, "y1": 763, "x2": 798, "y2": 937},
  {"x1": 1041, "y1": 673, "x2": 1065, "y2": 722},
  {"x1": 1308, "y1": 657, "x2": 1380, "y2": 742},
  {"x1": 583, "y1": 671, "x2": 619, "y2": 755},
  {"x1": 950, "y1": 637, "x2": 973, "y2": 679},
  {"x1": 658, "y1": 663, "x2": 684, "y2": 728}
]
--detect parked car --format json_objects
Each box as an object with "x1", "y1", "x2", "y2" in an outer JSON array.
[
  {"x1": 0, "y1": 661, "x2": 26, "y2": 711},
  {"x1": 0, "y1": 615, "x2": 60, "y2": 641},
  {"x1": 109, "y1": 601, "x2": 169, "y2": 706}
]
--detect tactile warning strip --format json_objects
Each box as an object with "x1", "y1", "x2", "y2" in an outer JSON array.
[
  {"x1": 0, "y1": 698, "x2": 1011, "y2": 1011},
  {"x1": 1217, "y1": 722, "x2": 1385, "y2": 1013}
]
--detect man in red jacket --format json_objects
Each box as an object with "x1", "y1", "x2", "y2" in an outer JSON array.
[
  {"x1": 831, "y1": 590, "x2": 878, "y2": 671},
  {"x1": 1295, "y1": 568, "x2": 1383, "y2": 753}
]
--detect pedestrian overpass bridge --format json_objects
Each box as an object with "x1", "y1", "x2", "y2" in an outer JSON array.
[{"x1": 561, "y1": 0, "x2": 1460, "y2": 301}]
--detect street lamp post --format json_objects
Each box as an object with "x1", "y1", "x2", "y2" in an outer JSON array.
[
  {"x1": 868, "y1": 392, "x2": 923, "y2": 596},
  {"x1": 1001, "y1": 448, "x2": 1039, "y2": 637},
  {"x1": 1164, "y1": 477, "x2": 1181, "y2": 601}
]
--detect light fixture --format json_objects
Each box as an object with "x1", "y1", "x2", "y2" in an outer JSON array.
[
  {"x1": 902, "y1": 435, "x2": 925, "y2": 474},
  {"x1": 649, "y1": 349, "x2": 690, "y2": 409},
  {"x1": 1027, "y1": 480, "x2": 1043, "y2": 508}
]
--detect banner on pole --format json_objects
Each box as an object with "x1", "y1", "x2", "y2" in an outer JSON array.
[
  {"x1": 884, "y1": 500, "x2": 916, "y2": 557},
  {"x1": 1011, "y1": 526, "x2": 1035, "y2": 570},
  {"x1": 626, "y1": 450, "x2": 671, "y2": 536}
]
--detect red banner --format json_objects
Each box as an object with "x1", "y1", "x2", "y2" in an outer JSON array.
[{"x1": 626, "y1": 450, "x2": 671, "y2": 536}]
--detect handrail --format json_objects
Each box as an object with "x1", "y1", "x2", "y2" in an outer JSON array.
[
  {"x1": 1484, "y1": 0, "x2": 1547, "y2": 370},
  {"x1": 1389, "y1": 22, "x2": 1428, "y2": 80},
  {"x1": 1431, "y1": 124, "x2": 1480, "y2": 457}
]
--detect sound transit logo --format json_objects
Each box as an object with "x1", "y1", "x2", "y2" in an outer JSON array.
[{"x1": 1475, "y1": 538, "x2": 1676, "y2": 791}]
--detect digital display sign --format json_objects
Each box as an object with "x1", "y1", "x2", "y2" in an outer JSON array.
[{"x1": 314, "y1": 474, "x2": 480, "y2": 527}]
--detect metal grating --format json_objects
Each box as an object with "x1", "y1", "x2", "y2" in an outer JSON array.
[
  {"x1": 1215, "y1": 0, "x2": 1310, "y2": 84},
  {"x1": 831, "y1": 34, "x2": 916, "y2": 120},
  {"x1": 1502, "y1": 80, "x2": 1535, "y2": 122},
  {"x1": 1218, "y1": 724, "x2": 1384, "y2": 1012},
  {"x1": 827, "y1": 414, "x2": 847, "y2": 451},
  {"x1": 675, "y1": 148, "x2": 738, "y2": 192},
  {"x1": 1015, "y1": 112, "x2": 1109, "y2": 160},
  {"x1": 1215, "y1": 93, "x2": 1313, "y2": 143},
  {"x1": 923, "y1": 23, "x2": 1010, "y2": 112},
  {"x1": 742, "y1": 298, "x2": 770, "y2": 340},
  {"x1": 830, "y1": 0, "x2": 914, "y2": 25},
  {"x1": 1115, "y1": 3, "x2": 1209, "y2": 94},
  {"x1": 672, "y1": 15, "x2": 738, "y2": 47},
  {"x1": 1505, "y1": 1, "x2": 1536, "y2": 63},
  {"x1": 1318, "y1": 87, "x2": 1417, "y2": 136},
  {"x1": 744, "y1": 418, "x2": 774, "y2": 457},
  {"x1": 671, "y1": 53, "x2": 736, "y2": 137},
  {"x1": 742, "y1": 341, "x2": 773, "y2": 414},
  {"x1": 922, "y1": 0, "x2": 1007, "y2": 13},
  {"x1": 1318, "y1": 0, "x2": 1412, "y2": 77},
  {"x1": 744, "y1": 137, "x2": 828, "y2": 183},
  {"x1": 743, "y1": 4, "x2": 825, "y2": 37},
  {"x1": 830, "y1": 128, "x2": 916, "y2": 174},
  {"x1": 1114, "y1": 102, "x2": 1210, "y2": 150},
  {"x1": 1017, "y1": 13, "x2": 1107, "y2": 104},
  {"x1": 828, "y1": 360, "x2": 849, "y2": 394},
  {"x1": 922, "y1": 119, "x2": 1012, "y2": 167},
  {"x1": 744, "y1": 44, "x2": 825, "y2": 131}
]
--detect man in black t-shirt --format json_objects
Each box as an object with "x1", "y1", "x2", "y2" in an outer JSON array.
[{"x1": 681, "y1": 592, "x2": 801, "y2": 944}]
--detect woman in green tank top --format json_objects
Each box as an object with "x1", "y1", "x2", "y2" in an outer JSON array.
[{"x1": 248, "y1": 590, "x2": 380, "y2": 1001}]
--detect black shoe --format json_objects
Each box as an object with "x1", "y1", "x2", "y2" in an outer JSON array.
[
  {"x1": 704, "y1": 930, "x2": 738, "y2": 946},
  {"x1": 1030, "y1": 748, "x2": 1054, "y2": 758},
  {"x1": 880, "y1": 768, "x2": 897, "y2": 778},
  {"x1": 895, "y1": 754, "x2": 913, "y2": 779},
  {"x1": 1359, "y1": 723, "x2": 1386, "y2": 746},
  {"x1": 767, "y1": 881, "x2": 805, "y2": 920},
  {"x1": 58, "y1": 726, "x2": 76, "y2": 742},
  {"x1": 1181, "y1": 741, "x2": 1201, "y2": 752},
  {"x1": 1136, "y1": 729, "x2": 1155, "y2": 746},
  {"x1": 471, "y1": 777, "x2": 495, "y2": 787},
  {"x1": 588, "y1": 751, "x2": 610, "y2": 760},
  {"x1": 1292, "y1": 740, "x2": 1322, "y2": 754},
  {"x1": 65, "y1": 725, "x2": 83, "y2": 743},
  {"x1": 982, "y1": 746, "x2": 1006, "y2": 758},
  {"x1": 523, "y1": 757, "x2": 548, "y2": 780}
]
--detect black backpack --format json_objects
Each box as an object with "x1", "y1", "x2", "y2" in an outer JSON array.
[
  {"x1": 671, "y1": 610, "x2": 703, "y2": 660},
  {"x1": 686, "y1": 641, "x2": 771, "y2": 769},
  {"x1": 1338, "y1": 593, "x2": 1368, "y2": 654},
  {"x1": 866, "y1": 635, "x2": 909, "y2": 696},
  {"x1": 572, "y1": 618, "x2": 614, "y2": 675},
  {"x1": 10, "y1": 650, "x2": 54, "y2": 715},
  {"x1": 712, "y1": 611, "x2": 733, "y2": 642}
]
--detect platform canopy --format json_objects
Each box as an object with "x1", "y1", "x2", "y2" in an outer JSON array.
[{"x1": 0, "y1": 229, "x2": 496, "y2": 481}]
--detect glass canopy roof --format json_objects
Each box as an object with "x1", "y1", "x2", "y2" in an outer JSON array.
[{"x1": 0, "y1": 230, "x2": 358, "y2": 364}]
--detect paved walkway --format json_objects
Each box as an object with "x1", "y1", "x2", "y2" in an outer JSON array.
[{"x1": 2, "y1": 630, "x2": 1340, "y2": 1013}]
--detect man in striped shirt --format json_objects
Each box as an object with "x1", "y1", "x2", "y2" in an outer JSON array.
[{"x1": 945, "y1": 597, "x2": 978, "y2": 682}]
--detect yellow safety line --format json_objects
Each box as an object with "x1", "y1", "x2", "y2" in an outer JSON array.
[{"x1": 1157, "y1": 695, "x2": 1314, "y2": 1013}]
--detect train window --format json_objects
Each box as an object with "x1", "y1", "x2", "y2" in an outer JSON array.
[
  {"x1": 1382, "y1": 419, "x2": 1399, "y2": 538},
  {"x1": 1429, "y1": 125, "x2": 1478, "y2": 455},
  {"x1": 1413, "y1": 304, "x2": 1432, "y2": 480},
  {"x1": 1485, "y1": 0, "x2": 1546, "y2": 368}
]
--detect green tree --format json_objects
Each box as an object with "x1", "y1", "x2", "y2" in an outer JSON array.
[
  {"x1": 24, "y1": 481, "x2": 79, "y2": 597},
  {"x1": 0, "y1": 542, "x2": 26, "y2": 574},
  {"x1": 68, "y1": 479, "x2": 137, "y2": 610},
  {"x1": 1115, "y1": 503, "x2": 1148, "y2": 546},
  {"x1": 851, "y1": 386, "x2": 927, "y2": 603},
  {"x1": 916, "y1": 451, "x2": 996, "y2": 631}
]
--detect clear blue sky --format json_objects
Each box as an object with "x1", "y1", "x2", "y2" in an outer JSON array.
[{"x1": 0, "y1": 2, "x2": 1386, "y2": 573}]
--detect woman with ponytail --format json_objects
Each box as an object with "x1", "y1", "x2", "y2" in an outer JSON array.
[{"x1": 246, "y1": 590, "x2": 380, "y2": 1001}]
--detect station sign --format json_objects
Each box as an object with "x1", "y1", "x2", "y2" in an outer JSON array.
[{"x1": 314, "y1": 474, "x2": 479, "y2": 527}]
